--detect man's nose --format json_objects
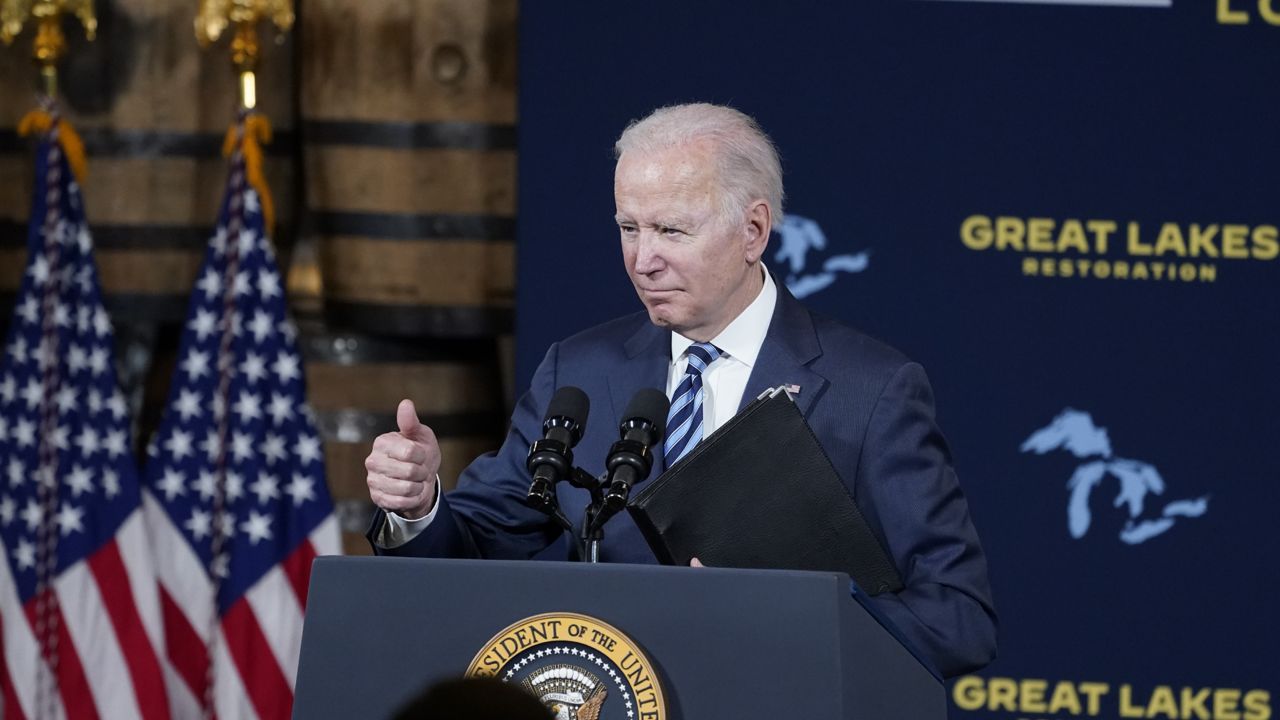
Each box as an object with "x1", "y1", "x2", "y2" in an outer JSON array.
[{"x1": 632, "y1": 232, "x2": 665, "y2": 274}]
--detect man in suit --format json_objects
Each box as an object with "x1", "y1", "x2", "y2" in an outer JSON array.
[{"x1": 364, "y1": 103, "x2": 997, "y2": 678}]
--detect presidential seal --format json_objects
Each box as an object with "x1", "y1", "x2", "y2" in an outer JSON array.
[{"x1": 466, "y1": 612, "x2": 667, "y2": 720}]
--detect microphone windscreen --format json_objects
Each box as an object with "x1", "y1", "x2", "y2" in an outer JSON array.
[
  {"x1": 545, "y1": 385, "x2": 590, "y2": 425},
  {"x1": 623, "y1": 388, "x2": 670, "y2": 428}
]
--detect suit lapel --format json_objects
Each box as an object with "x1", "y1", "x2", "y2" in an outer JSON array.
[
  {"x1": 741, "y1": 282, "x2": 827, "y2": 418},
  {"x1": 610, "y1": 321, "x2": 671, "y2": 475}
]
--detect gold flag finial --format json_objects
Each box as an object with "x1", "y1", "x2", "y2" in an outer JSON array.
[
  {"x1": 2, "y1": 0, "x2": 97, "y2": 97},
  {"x1": 195, "y1": 0, "x2": 294, "y2": 109}
]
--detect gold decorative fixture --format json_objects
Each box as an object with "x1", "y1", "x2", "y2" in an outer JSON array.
[
  {"x1": 194, "y1": 0, "x2": 294, "y2": 110},
  {"x1": 1, "y1": 0, "x2": 98, "y2": 97}
]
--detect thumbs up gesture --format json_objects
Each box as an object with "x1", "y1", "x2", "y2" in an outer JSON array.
[{"x1": 366, "y1": 399, "x2": 442, "y2": 520}]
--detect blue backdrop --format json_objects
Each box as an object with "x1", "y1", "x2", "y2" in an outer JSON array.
[{"x1": 517, "y1": 3, "x2": 1279, "y2": 717}]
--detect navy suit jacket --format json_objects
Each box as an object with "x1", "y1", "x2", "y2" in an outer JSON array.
[{"x1": 369, "y1": 284, "x2": 997, "y2": 678}]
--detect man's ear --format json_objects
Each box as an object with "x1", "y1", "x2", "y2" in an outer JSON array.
[{"x1": 743, "y1": 200, "x2": 772, "y2": 263}]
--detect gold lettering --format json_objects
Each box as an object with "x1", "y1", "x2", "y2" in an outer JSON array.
[
  {"x1": 1120, "y1": 685, "x2": 1146, "y2": 718},
  {"x1": 1128, "y1": 222, "x2": 1152, "y2": 256},
  {"x1": 1133, "y1": 262, "x2": 1149, "y2": 280},
  {"x1": 1182, "y1": 687, "x2": 1212, "y2": 720},
  {"x1": 1087, "y1": 219, "x2": 1116, "y2": 254},
  {"x1": 1179, "y1": 263, "x2": 1196, "y2": 281},
  {"x1": 1147, "y1": 686, "x2": 1178, "y2": 718},
  {"x1": 952, "y1": 677, "x2": 986, "y2": 711},
  {"x1": 1243, "y1": 689, "x2": 1271, "y2": 720},
  {"x1": 1047, "y1": 681, "x2": 1083, "y2": 715},
  {"x1": 1028, "y1": 218, "x2": 1055, "y2": 252},
  {"x1": 1021, "y1": 679, "x2": 1048, "y2": 714},
  {"x1": 1154, "y1": 224, "x2": 1188, "y2": 257},
  {"x1": 1095, "y1": 260, "x2": 1111, "y2": 279},
  {"x1": 1217, "y1": 688, "x2": 1244, "y2": 720},
  {"x1": 1079, "y1": 683, "x2": 1111, "y2": 716},
  {"x1": 1022, "y1": 257, "x2": 1039, "y2": 276},
  {"x1": 1260, "y1": 0, "x2": 1280, "y2": 24},
  {"x1": 1041, "y1": 257, "x2": 1056, "y2": 276},
  {"x1": 1218, "y1": 0, "x2": 1250, "y2": 22},
  {"x1": 1058, "y1": 220, "x2": 1090, "y2": 253},
  {"x1": 988, "y1": 678, "x2": 1018, "y2": 712},
  {"x1": 961, "y1": 215, "x2": 993, "y2": 250},
  {"x1": 1189, "y1": 224, "x2": 1220, "y2": 258},
  {"x1": 1253, "y1": 225, "x2": 1278, "y2": 260},
  {"x1": 1199, "y1": 264, "x2": 1217, "y2": 282},
  {"x1": 1113, "y1": 260, "x2": 1129, "y2": 279},
  {"x1": 996, "y1": 216, "x2": 1026, "y2": 251},
  {"x1": 1059, "y1": 259, "x2": 1074, "y2": 277},
  {"x1": 1222, "y1": 224, "x2": 1249, "y2": 258}
]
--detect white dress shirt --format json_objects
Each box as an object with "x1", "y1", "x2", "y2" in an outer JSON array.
[{"x1": 378, "y1": 267, "x2": 777, "y2": 548}]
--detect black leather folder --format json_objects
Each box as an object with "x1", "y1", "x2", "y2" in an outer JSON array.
[{"x1": 627, "y1": 387, "x2": 904, "y2": 595}]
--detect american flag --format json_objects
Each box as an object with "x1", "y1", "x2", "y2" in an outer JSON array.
[
  {"x1": 0, "y1": 120, "x2": 171, "y2": 718},
  {"x1": 140, "y1": 116, "x2": 339, "y2": 720}
]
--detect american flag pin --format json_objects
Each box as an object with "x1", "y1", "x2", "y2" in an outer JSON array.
[{"x1": 783, "y1": 383, "x2": 801, "y2": 395}]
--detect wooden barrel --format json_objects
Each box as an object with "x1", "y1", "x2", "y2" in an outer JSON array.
[
  {"x1": 301, "y1": 329, "x2": 508, "y2": 555},
  {"x1": 300, "y1": 0, "x2": 517, "y2": 338},
  {"x1": 0, "y1": 0, "x2": 297, "y2": 325}
]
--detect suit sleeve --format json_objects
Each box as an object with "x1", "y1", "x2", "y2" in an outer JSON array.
[
  {"x1": 366, "y1": 343, "x2": 566, "y2": 559},
  {"x1": 855, "y1": 362, "x2": 998, "y2": 678}
]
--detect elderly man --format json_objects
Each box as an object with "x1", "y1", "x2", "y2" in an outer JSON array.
[{"x1": 364, "y1": 103, "x2": 997, "y2": 678}]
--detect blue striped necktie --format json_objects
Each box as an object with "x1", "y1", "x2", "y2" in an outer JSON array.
[{"x1": 664, "y1": 342, "x2": 722, "y2": 467}]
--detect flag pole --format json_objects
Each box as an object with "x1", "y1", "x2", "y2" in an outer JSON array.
[{"x1": 1, "y1": 0, "x2": 97, "y2": 101}]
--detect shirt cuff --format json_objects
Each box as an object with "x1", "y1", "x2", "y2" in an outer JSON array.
[{"x1": 375, "y1": 475, "x2": 441, "y2": 548}]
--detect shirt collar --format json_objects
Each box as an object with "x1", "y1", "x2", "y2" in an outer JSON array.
[{"x1": 670, "y1": 266, "x2": 777, "y2": 368}]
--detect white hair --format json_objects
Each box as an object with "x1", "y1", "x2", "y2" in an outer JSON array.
[{"x1": 614, "y1": 103, "x2": 784, "y2": 231}]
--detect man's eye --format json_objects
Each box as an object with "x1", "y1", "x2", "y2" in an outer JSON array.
[
  {"x1": 660, "y1": 226, "x2": 683, "y2": 236},
  {"x1": 619, "y1": 224, "x2": 638, "y2": 234}
]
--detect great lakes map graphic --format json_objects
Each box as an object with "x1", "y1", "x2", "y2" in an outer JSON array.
[
  {"x1": 1021, "y1": 409, "x2": 1209, "y2": 544},
  {"x1": 772, "y1": 214, "x2": 870, "y2": 299}
]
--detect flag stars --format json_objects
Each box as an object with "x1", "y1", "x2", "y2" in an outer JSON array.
[
  {"x1": 231, "y1": 432, "x2": 254, "y2": 462},
  {"x1": 33, "y1": 338, "x2": 57, "y2": 371},
  {"x1": 52, "y1": 425, "x2": 70, "y2": 451},
  {"x1": 107, "y1": 392, "x2": 128, "y2": 420},
  {"x1": 241, "y1": 352, "x2": 268, "y2": 384},
  {"x1": 76, "y1": 305, "x2": 93, "y2": 333},
  {"x1": 0, "y1": 374, "x2": 14, "y2": 402},
  {"x1": 190, "y1": 308, "x2": 218, "y2": 342},
  {"x1": 7, "y1": 460, "x2": 25, "y2": 488},
  {"x1": 13, "y1": 540, "x2": 35, "y2": 571},
  {"x1": 195, "y1": 470, "x2": 218, "y2": 500},
  {"x1": 286, "y1": 474, "x2": 316, "y2": 506},
  {"x1": 250, "y1": 472, "x2": 280, "y2": 505},
  {"x1": 22, "y1": 378, "x2": 43, "y2": 409},
  {"x1": 0, "y1": 496, "x2": 15, "y2": 525},
  {"x1": 157, "y1": 467, "x2": 187, "y2": 501},
  {"x1": 197, "y1": 268, "x2": 222, "y2": 302},
  {"x1": 21, "y1": 500, "x2": 42, "y2": 531},
  {"x1": 89, "y1": 347, "x2": 109, "y2": 375},
  {"x1": 225, "y1": 471, "x2": 245, "y2": 501},
  {"x1": 182, "y1": 350, "x2": 211, "y2": 381},
  {"x1": 201, "y1": 430, "x2": 222, "y2": 463},
  {"x1": 53, "y1": 302, "x2": 71, "y2": 328},
  {"x1": 260, "y1": 433, "x2": 287, "y2": 465},
  {"x1": 174, "y1": 389, "x2": 202, "y2": 421},
  {"x1": 258, "y1": 269, "x2": 281, "y2": 299},
  {"x1": 233, "y1": 270, "x2": 252, "y2": 297},
  {"x1": 240, "y1": 511, "x2": 273, "y2": 544},
  {"x1": 8, "y1": 336, "x2": 28, "y2": 365},
  {"x1": 233, "y1": 393, "x2": 262, "y2": 424},
  {"x1": 68, "y1": 344, "x2": 88, "y2": 374},
  {"x1": 93, "y1": 307, "x2": 112, "y2": 338},
  {"x1": 294, "y1": 435, "x2": 322, "y2": 465},
  {"x1": 211, "y1": 552, "x2": 230, "y2": 579},
  {"x1": 248, "y1": 311, "x2": 274, "y2": 344},
  {"x1": 17, "y1": 296, "x2": 39, "y2": 324},
  {"x1": 88, "y1": 389, "x2": 102, "y2": 413},
  {"x1": 28, "y1": 255, "x2": 50, "y2": 285},
  {"x1": 75, "y1": 425, "x2": 100, "y2": 456},
  {"x1": 66, "y1": 465, "x2": 94, "y2": 497},
  {"x1": 55, "y1": 386, "x2": 77, "y2": 414},
  {"x1": 164, "y1": 428, "x2": 194, "y2": 460},
  {"x1": 13, "y1": 419, "x2": 36, "y2": 447},
  {"x1": 103, "y1": 430, "x2": 127, "y2": 458},
  {"x1": 211, "y1": 226, "x2": 228, "y2": 256},
  {"x1": 267, "y1": 393, "x2": 294, "y2": 425},
  {"x1": 237, "y1": 228, "x2": 257, "y2": 256},
  {"x1": 102, "y1": 469, "x2": 120, "y2": 498},
  {"x1": 185, "y1": 509, "x2": 212, "y2": 540},
  {"x1": 56, "y1": 503, "x2": 85, "y2": 536},
  {"x1": 272, "y1": 351, "x2": 301, "y2": 384}
]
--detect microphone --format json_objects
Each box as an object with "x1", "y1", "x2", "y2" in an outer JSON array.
[
  {"x1": 602, "y1": 388, "x2": 669, "y2": 513},
  {"x1": 526, "y1": 386, "x2": 589, "y2": 511}
]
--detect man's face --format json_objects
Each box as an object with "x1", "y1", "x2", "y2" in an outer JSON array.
[{"x1": 614, "y1": 142, "x2": 767, "y2": 342}]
